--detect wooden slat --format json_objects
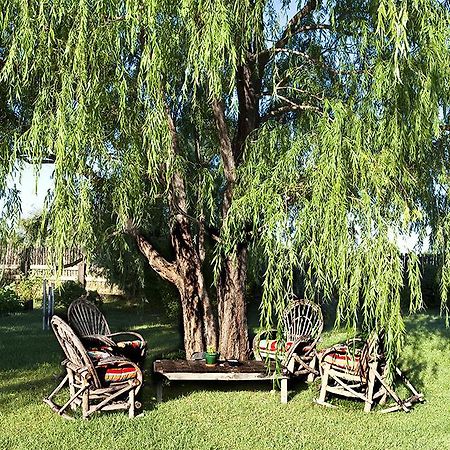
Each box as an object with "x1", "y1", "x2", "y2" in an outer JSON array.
[{"x1": 154, "y1": 359, "x2": 279, "y2": 375}]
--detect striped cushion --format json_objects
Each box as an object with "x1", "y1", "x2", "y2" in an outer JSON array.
[
  {"x1": 259, "y1": 339, "x2": 294, "y2": 353},
  {"x1": 104, "y1": 366, "x2": 138, "y2": 383},
  {"x1": 321, "y1": 345, "x2": 361, "y2": 371}
]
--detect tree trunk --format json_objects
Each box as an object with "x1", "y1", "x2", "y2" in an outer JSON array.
[
  {"x1": 131, "y1": 224, "x2": 217, "y2": 359},
  {"x1": 212, "y1": 59, "x2": 261, "y2": 360},
  {"x1": 218, "y1": 245, "x2": 250, "y2": 359},
  {"x1": 177, "y1": 253, "x2": 217, "y2": 357}
]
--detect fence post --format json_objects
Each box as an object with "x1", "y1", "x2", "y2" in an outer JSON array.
[
  {"x1": 48, "y1": 283, "x2": 55, "y2": 329},
  {"x1": 42, "y1": 279, "x2": 47, "y2": 331},
  {"x1": 78, "y1": 258, "x2": 86, "y2": 288}
]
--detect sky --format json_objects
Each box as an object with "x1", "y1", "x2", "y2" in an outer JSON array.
[{"x1": 17, "y1": 164, "x2": 54, "y2": 218}]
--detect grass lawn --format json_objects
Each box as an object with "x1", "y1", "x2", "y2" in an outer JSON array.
[{"x1": 0, "y1": 304, "x2": 449, "y2": 450}]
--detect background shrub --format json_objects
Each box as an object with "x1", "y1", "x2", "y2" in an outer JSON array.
[
  {"x1": 0, "y1": 286, "x2": 24, "y2": 315},
  {"x1": 53, "y1": 280, "x2": 102, "y2": 310},
  {"x1": 12, "y1": 276, "x2": 43, "y2": 307}
]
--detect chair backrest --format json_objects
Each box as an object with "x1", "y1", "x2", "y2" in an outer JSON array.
[
  {"x1": 359, "y1": 332, "x2": 385, "y2": 371},
  {"x1": 283, "y1": 298, "x2": 323, "y2": 343},
  {"x1": 51, "y1": 315, "x2": 101, "y2": 387},
  {"x1": 68, "y1": 296, "x2": 111, "y2": 337}
]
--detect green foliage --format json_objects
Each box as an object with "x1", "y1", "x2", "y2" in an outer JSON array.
[
  {"x1": 11, "y1": 275, "x2": 43, "y2": 306},
  {"x1": 53, "y1": 281, "x2": 101, "y2": 310},
  {"x1": 1, "y1": 0, "x2": 450, "y2": 368},
  {"x1": 0, "y1": 285, "x2": 23, "y2": 315}
]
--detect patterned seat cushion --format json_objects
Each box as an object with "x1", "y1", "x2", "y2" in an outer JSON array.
[
  {"x1": 87, "y1": 349, "x2": 113, "y2": 361},
  {"x1": 103, "y1": 366, "x2": 138, "y2": 383},
  {"x1": 259, "y1": 339, "x2": 294, "y2": 354},
  {"x1": 85, "y1": 338, "x2": 146, "y2": 364},
  {"x1": 321, "y1": 345, "x2": 361, "y2": 371},
  {"x1": 115, "y1": 339, "x2": 146, "y2": 363},
  {"x1": 117, "y1": 339, "x2": 145, "y2": 350}
]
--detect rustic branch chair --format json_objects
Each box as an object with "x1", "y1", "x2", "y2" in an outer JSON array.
[
  {"x1": 44, "y1": 315, "x2": 143, "y2": 419},
  {"x1": 68, "y1": 297, "x2": 147, "y2": 364},
  {"x1": 315, "y1": 334, "x2": 424, "y2": 412},
  {"x1": 253, "y1": 298, "x2": 323, "y2": 379}
]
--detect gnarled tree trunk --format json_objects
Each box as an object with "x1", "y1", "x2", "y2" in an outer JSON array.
[
  {"x1": 171, "y1": 219, "x2": 217, "y2": 357},
  {"x1": 128, "y1": 101, "x2": 218, "y2": 358},
  {"x1": 218, "y1": 245, "x2": 250, "y2": 359}
]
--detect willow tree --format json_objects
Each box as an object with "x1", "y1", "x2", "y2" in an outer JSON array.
[{"x1": 1, "y1": 1, "x2": 449, "y2": 363}]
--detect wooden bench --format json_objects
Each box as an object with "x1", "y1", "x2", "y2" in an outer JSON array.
[{"x1": 153, "y1": 359, "x2": 290, "y2": 403}]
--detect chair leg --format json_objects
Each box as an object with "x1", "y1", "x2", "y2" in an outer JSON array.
[
  {"x1": 286, "y1": 355, "x2": 295, "y2": 374},
  {"x1": 364, "y1": 362, "x2": 377, "y2": 412},
  {"x1": 82, "y1": 380, "x2": 90, "y2": 419},
  {"x1": 68, "y1": 370, "x2": 76, "y2": 411},
  {"x1": 280, "y1": 378, "x2": 288, "y2": 404},
  {"x1": 307, "y1": 355, "x2": 317, "y2": 383},
  {"x1": 45, "y1": 374, "x2": 69, "y2": 402},
  {"x1": 129, "y1": 387, "x2": 135, "y2": 418},
  {"x1": 317, "y1": 365, "x2": 329, "y2": 405},
  {"x1": 156, "y1": 380, "x2": 163, "y2": 403}
]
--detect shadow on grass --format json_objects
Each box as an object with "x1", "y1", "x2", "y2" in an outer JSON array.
[
  {"x1": 0, "y1": 374, "x2": 56, "y2": 408},
  {"x1": 153, "y1": 380, "x2": 285, "y2": 402},
  {"x1": 399, "y1": 310, "x2": 450, "y2": 391},
  {"x1": 151, "y1": 373, "x2": 314, "y2": 406}
]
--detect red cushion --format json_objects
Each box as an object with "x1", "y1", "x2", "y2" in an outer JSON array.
[
  {"x1": 259, "y1": 339, "x2": 294, "y2": 353},
  {"x1": 103, "y1": 366, "x2": 138, "y2": 382},
  {"x1": 321, "y1": 345, "x2": 360, "y2": 371}
]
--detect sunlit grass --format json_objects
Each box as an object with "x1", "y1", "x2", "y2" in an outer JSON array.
[{"x1": 0, "y1": 306, "x2": 449, "y2": 450}]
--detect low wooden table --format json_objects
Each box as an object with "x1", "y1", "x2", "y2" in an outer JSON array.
[{"x1": 153, "y1": 359, "x2": 289, "y2": 403}]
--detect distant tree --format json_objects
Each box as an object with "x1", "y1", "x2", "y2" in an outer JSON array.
[{"x1": 1, "y1": 1, "x2": 449, "y2": 364}]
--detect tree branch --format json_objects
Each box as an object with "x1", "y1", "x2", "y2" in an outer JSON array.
[
  {"x1": 211, "y1": 98, "x2": 236, "y2": 184},
  {"x1": 62, "y1": 257, "x2": 83, "y2": 269},
  {"x1": 125, "y1": 219, "x2": 180, "y2": 286},
  {"x1": 260, "y1": 103, "x2": 322, "y2": 123},
  {"x1": 257, "y1": 0, "x2": 321, "y2": 62}
]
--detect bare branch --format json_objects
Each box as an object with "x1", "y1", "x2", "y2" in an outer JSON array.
[
  {"x1": 256, "y1": 1, "x2": 333, "y2": 63},
  {"x1": 275, "y1": 86, "x2": 324, "y2": 102},
  {"x1": 125, "y1": 219, "x2": 180, "y2": 286},
  {"x1": 271, "y1": 0, "x2": 318, "y2": 50},
  {"x1": 211, "y1": 98, "x2": 236, "y2": 184},
  {"x1": 62, "y1": 257, "x2": 83, "y2": 269},
  {"x1": 260, "y1": 103, "x2": 322, "y2": 123}
]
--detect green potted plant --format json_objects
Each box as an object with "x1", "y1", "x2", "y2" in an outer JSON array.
[{"x1": 205, "y1": 346, "x2": 218, "y2": 366}]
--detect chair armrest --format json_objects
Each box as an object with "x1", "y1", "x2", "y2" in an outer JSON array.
[
  {"x1": 94, "y1": 355, "x2": 139, "y2": 367},
  {"x1": 284, "y1": 337, "x2": 316, "y2": 362},
  {"x1": 65, "y1": 360, "x2": 90, "y2": 377},
  {"x1": 83, "y1": 334, "x2": 117, "y2": 348},
  {"x1": 106, "y1": 331, "x2": 146, "y2": 344}
]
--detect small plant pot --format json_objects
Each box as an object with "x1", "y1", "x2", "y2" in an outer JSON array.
[{"x1": 205, "y1": 352, "x2": 218, "y2": 366}]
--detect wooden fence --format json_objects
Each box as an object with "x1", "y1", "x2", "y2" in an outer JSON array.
[{"x1": 0, "y1": 247, "x2": 122, "y2": 295}]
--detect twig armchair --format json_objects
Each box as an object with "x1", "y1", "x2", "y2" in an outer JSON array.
[
  {"x1": 44, "y1": 315, "x2": 143, "y2": 419},
  {"x1": 316, "y1": 334, "x2": 424, "y2": 412},
  {"x1": 68, "y1": 297, "x2": 147, "y2": 364},
  {"x1": 253, "y1": 298, "x2": 323, "y2": 378}
]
